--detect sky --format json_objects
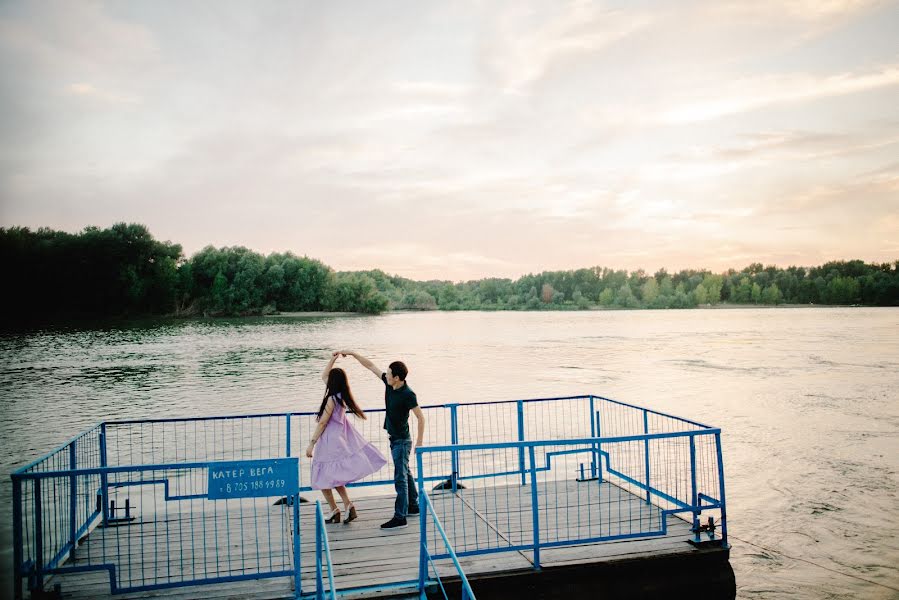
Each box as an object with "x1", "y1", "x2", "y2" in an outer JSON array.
[{"x1": 1, "y1": 0, "x2": 898, "y2": 281}]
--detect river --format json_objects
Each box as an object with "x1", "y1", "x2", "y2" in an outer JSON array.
[{"x1": 1, "y1": 307, "x2": 897, "y2": 598}]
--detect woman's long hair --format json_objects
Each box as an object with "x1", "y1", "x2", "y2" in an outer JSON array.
[{"x1": 317, "y1": 367, "x2": 366, "y2": 420}]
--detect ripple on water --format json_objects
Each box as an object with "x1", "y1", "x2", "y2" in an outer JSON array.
[{"x1": 0, "y1": 308, "x2": 897, "y2": 599}]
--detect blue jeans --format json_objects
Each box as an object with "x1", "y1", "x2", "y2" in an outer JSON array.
[{"x1": 390, "y1": 438, "x2": 419, "y2": 519}]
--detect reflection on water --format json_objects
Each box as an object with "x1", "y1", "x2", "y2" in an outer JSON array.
[{"x1": 1, "y1": 308, "x2": 898, "y2": 599}]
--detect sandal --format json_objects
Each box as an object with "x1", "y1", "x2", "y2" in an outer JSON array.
[{"x1": 343, "y1": 503, "x2": 358, "y2": 524}]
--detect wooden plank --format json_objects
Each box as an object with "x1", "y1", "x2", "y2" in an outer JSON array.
[
  {"x1": 77, "y1": 501, "x2": 679, "y2": 560},
  {"x1": 56, "y1": 572, "x2": 295, "y2": 600},
  {"x1": 50, "y1": 479, "x2": 703, "y2": 600}
]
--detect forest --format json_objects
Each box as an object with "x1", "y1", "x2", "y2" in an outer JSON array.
[{"x1": 3, "y1": 223, "x2": 897, "y2": 321}]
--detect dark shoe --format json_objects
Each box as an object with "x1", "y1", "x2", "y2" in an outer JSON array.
[
  {"x1": 325, "y1": 508, "x2": 341, "y2": 524},
  {"x1": 407, "y1": 505, "x2": 420, "y2": 515},
  {"x1": 343, "y1": 504, "x2": 358, "y2": 524},
  {"x1": 380, "y1": 517, "x2": 407, "y2": 530}
]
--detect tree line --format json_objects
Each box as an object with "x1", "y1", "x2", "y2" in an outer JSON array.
[
  {"x1": 1, "y1": 223, "x2": 386, "y2": 321},
  {"x1": 2, "y1": 223, "x2": 897, "y2": 322},
  {"x1": 390, "y1": 261, "x2": 899, "y2": 311}
]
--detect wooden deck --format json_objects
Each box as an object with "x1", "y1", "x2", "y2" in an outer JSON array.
[{"x1": 47, "y1": 479, "x2": 701, "y2": 600}]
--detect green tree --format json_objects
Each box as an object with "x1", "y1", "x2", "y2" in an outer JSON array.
[
  {"x1": 615, "y1": 283, "x2": 640, "y2": 308},
  {"x1": 325, "y1": 273, "x2": 388, "y2": 313},
  {"x1": 360, "y1": 292, "x2": 389, "y2": 314},
  {"x1": 572, "y1": 290, "x2": 591, "y2": 310},
  {"x1": 659, "y1": 276, "x2": 674, "y2": 297},
  {"x1": 438, "y1": 284, "x2": 459, "y2": 308},
  {"x1": 751, "y1": 282, "x2": 762, "y2": 304},
  {"x1": 731, "y1": 277, "x2": 751, "y2": 303},
  {"x1": 598, "y1": 288, "x2": 614, "y2": 306},
  {"x1": 210, "y1": 271, "x2": 229, "y2": 313},
  {"x1": 693, "y1": 284, "x2": 708, "y2": 305},
  {"x1": 762, "y1": 284, "x2": 783, "y2": 305},
  {"x1": 642, "y1": 278, "x2": 660, "y2": 305},
  {"x1": 826, "y1": 276, "x2": 860, "y2": 304},
  {"x1": 541, "y1": 283, "x2": 555, "y2": 304},
  {"x1": 264, "y1": 263, "x2": 286, "y2": 301},
  {"x1": 400, "y1": 290, "x2": 438, "y2": 310},
  {"x1": 703, "y1": 274, "x2": 723, "y2": 304},
  {"x1": 231, "y1": 252, "x2": 265, "y2": 313}
]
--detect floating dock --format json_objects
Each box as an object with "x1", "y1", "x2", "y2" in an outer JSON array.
[{"x1": 12, "y1": 395, "x2": 735, "y2": 599}]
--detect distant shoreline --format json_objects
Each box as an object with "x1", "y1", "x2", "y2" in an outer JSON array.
[
  {"x1": 680, "y1": 302, "x2": 847, "y2": 310},
  {"x1": 0, "y1": 303, "x2": 880, "y2": 333},
  {"x1": 265, "y1": 311, "x2": 359, "y2": 317},
  {"x1": 264, "y1": 303, "x2": 866, "y2": 317}
]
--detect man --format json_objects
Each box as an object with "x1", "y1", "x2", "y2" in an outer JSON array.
[{"x1": 340, "y1": 350, "x2": 425, "y2": 529}]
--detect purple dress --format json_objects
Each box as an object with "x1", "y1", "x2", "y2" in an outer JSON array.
[{"x1": 310, "y1": 396, "x2": 387, "y2": 490}]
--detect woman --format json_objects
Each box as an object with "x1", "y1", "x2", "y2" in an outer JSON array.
[{"x1": 306, "y1": 352, "x2": 387, "y2": 523}]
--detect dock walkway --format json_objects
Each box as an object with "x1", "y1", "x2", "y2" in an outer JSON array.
[{"x1": 50, "y1": 479, "x2": 697, "y2": 599}]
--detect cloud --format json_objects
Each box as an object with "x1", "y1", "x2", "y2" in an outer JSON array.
[
  {"x1": 336, "y1": 243, "x2": 517, "y2": 281},
  {"x1": 0, "y1": 2, "x2": 160, "y2": 77},
  {"x1": 710, "y1": 0, "x2": 882, "y2": 23},
  {"x1": 391, "y1": 81, "x2": 471, "y2": 100},
  {"x1": 479, "y1": 2, "x2": 654, "y2": 90},
  {"x1": 662, "y1": 65, "x2": 899, "y2": 123},
  {"x1": 2, "y1": 1, "x2": 897, "y2": 278},
  {"x1": 66, "y1": 82, "x2": 140, "y2": 105},
  {"x1": 751, "y1": 161, "x2": 899, "y2": 222},
  {"x1": 661, "y1": 128, "x2": 899, "y2": 178}
]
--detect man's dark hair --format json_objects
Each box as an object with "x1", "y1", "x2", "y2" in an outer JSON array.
[{"x1": 388, "y1": 361, "x2": 408, "y2": 381}]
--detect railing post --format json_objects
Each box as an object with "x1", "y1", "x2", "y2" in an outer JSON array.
[
  {"x1": 13, "y1": 476, "x2": 23, "y2": 600},
  {"x1": 589, "y1": 396, "x2": 597, "y2": 478},
  {"x1": 528, "y1": 445, "x2": 541, "y2": 570},
  {"x1": 286, "y1": 413, "x2": 292, "y2": 457},
  {"x1": 448, "y1": 404, "x2": 459, "y2": 493},
  {"x1": 292, "y1": 451, "x2": 302, "y2": 600},
  {"x1": 517, "y1": 401, "x2": 526, "y2": 486},
  {"x1": 689, "y1": 434, "x2": 700, "y2": 542},
  {"x1": 291, "y1": 445, "x2": 303, "y2": 600},
  {"x1": 33, "y1": 478, "x2": 43, "y2": 594},
  {"x1": 417, "y1": 450, "x2": 428, "y2": 594},
  {"x1": 595, "y1": 409, "x2": 603, "y2": 483},
  {"x1": 315, "y1": 502, "x2": 324, "y2": 600},
  {"x1": 99, "y1": 423, "x2": 109, "y2": 526},
  {"x1": 293, "y1": 493, "x2": 302, "y2": 599},
  {"x1": 643, "y1": 409, "x2": 651, "y2": 504},
  {"x1": 715, "y1": 432, "x2": 729, "y2": 546},
  {"x1": 69, "y1": 440, "x2": 78, "y2": 555}
]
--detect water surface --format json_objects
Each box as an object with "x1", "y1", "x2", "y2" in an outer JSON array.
[{"x1": 1, "y1": 308, "x2": 897, "y2": 598}]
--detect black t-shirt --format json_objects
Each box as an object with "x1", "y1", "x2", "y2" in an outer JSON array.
[{"x1": 381, "y1": 373, "x2": 418, "y2": 440}]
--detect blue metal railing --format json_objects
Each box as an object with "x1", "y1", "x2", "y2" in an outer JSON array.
[
  {"x1": 313, "y1": 502, "x2": 337, "y2": 600},
  {"x1": 11, "y1": 424, "x2": 104, "y2": 599},
  {"x1": 13, "y1": 460, "x2": 300, "y2": 596},
  {"x1": 11, "y1": 394, "x2": 726, "y2": 599},
  {"x1": 418, "y1": 489, "x2": 476, "y2": 600},
  {"x1": 416, "y1": 431, "x2": 727, "y2": 571}
]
